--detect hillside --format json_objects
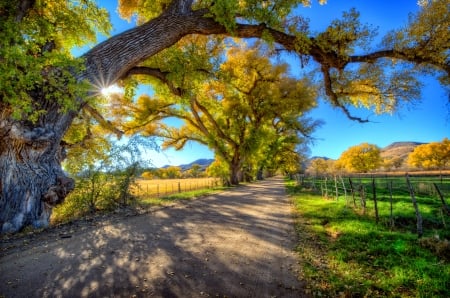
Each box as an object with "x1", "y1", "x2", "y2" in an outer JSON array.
[
  {"x1": 380, "y1": 141, "x2": 425, "y2": 168},
  {"x1": 162, "y1": 158, "x2": 214, "y2": 171}
]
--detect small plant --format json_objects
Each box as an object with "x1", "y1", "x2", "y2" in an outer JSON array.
[{"x1": 52, "y1": 136, "x2": 155, "y2": 224}]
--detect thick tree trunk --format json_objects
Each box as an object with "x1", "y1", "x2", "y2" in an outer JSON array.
[
  {"x1": 0, "y1": 117, "x2": 74, "y2": 233},
  {"x1": 229, "y1": 153, "x2": 243, "y2": 185},
  {"x1": 230, "y1": 164, "x2": 241, "y2": 186}
]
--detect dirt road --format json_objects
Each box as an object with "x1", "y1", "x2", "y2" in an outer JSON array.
[{"x1": 0, "y1": 177, "x2": 307, "y2": 297}]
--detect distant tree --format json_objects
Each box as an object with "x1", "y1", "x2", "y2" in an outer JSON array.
[
  {"x1": 163, "y1": 166, "x2": 182, "y2": 179},
  {"x1": 141, "y1": 171, "x2": 155, "y2": 179},
  {"x1": 338, "y1": 143, "x2": 382, "y2": 173},
  {"x1": 308, "y1": 158, "x2": 330, "y2": 176},
  {"x1": 119, "y1": 44, "x2": 317, "y2": 185},
  {"x1": 189, "y1": 164, "x2": 203, "y2": 178},
  {"x1": 382, "y1": 156, "x2": 404, "y2": 171},
  {"x1": 407, "y1": 138, "x2": 450, "y2": 170}
]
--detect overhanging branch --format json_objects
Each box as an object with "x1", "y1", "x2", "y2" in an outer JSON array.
[
  {"x1": 321, "y1": 65, "x2": 369, "y2": 123},
  {"x1": 83, "y1": 104, "x2": 124, "y2": 138},
  {"x1": 125, "y1": 67, "x2": 183, "y2": 96}
]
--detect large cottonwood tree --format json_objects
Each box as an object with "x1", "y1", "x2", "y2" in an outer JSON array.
[
  {"x1": 1, "y1": 0, "x2": 449, "y2": 232},
  {"x1": 116, "y1": 44, "x2": 318, "y2": 184}
]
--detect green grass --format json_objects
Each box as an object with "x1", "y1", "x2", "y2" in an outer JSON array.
[{"x1": 287, "y1": 180, "x2": 450, "y2": 297}]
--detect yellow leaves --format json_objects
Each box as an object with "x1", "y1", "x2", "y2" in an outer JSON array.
[
  {"x1": 118, "y1": 0, "x2": 172, "y2": 23},
  {"x1": 338, "y1": 143, "x2": 382, "y2": 173},
  {"x1": 407, "y1": 138, "x2": 450, "y2": 170},
  {"x1": 118, "y1": 0, "x2": 140, "y2": 20}
]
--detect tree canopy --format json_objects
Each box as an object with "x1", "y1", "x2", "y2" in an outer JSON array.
[
  {"x1": 407, "y1": 138, "x2": 450, "y2": 170},
  {"x1": 337, "y1": 143, "x2": 382, "y2": 173}
]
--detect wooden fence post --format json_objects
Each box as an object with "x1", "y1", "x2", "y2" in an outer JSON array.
[
  {"x1": 340, "y1": 176, "x2": 347, "y2": 202},
  {"x1": 406, "y1": 174, "x2": 423, "y2": 237},
  {"x1": 433, "y1": 183, "x2": 450, "y2": 216},
  {"x1": 372, "y1": 177, "x2": 379, "y2": 224},
  {"x1": 349, "y1": 178, "x2": 356, "y2": 207},
  {"x1": 360, "y1": 185, "x2": 366, "y2": 214},
  {"x1": 178, "y1": 182, "x2": 181, "y2": 193},
  {"x1": 388, "y1": 180, "x2": 394, "y2": 229},
  {"x1": 334, "y1": 175, "x2": 339, "y2": 200}
]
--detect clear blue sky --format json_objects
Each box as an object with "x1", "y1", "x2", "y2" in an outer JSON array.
[{"x1": 86, "y1": 1, "x2": 449, "y2": 167}]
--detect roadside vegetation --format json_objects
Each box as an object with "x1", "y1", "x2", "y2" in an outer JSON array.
[
  {"x1": 287, "y1": 179, "x2": 450, "y2": 297},
  {"x1": 51, "y1": 176, "x2": 225, "y2": 225}
]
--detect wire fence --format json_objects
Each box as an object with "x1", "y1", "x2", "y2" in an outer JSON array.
[
  {"x1": 133, "y1": 177, "x2": 222, "y2": 198},
  {"x1": 294, "y1": 173, "x2": 450, "y2": 237}
]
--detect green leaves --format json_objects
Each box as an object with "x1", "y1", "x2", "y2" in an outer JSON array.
[
  {"x1": 316, "y1": 8, "x2": 376, "y2": 57},
  {"x1": 1, "y1": 0, "x2": 110, "y2": 122}
]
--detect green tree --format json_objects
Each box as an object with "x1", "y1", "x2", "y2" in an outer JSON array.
[
  {"x1": 407, "y1": 138, "x2": 450, "y2": 170},
  {"x1": 338, "y1": 143, "x2": 382, "y2": 173},
  {"x1": 1, "y1": 0, "x2": 449, "y2": 232},
  {"x1": 206, "y1": 157, "x2": 231, "y2": 185}
]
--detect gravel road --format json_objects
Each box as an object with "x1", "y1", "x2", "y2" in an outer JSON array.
[{"x1": 0, "y1": 177, "x2": 308, "y2": 297}]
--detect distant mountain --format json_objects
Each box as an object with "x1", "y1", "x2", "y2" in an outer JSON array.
[
  {"x1": 382, "y1": 141, "x2": 425, "y2": 151},
  {"x1": 380, "y1": 141, "x2": 425, "y2": 167},
  {"x1": 309, "y1": 156, "x2": 331, "y2": 161},
  {"x1": 162, "y1": 158, "x2": 214, "y2": 171}
]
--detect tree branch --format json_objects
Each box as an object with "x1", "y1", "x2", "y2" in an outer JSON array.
[
  {"x1": 125, "y1": 66, "x2": 183, "y2": 96},
  {"x1": 14, "y1": 0, "x2": 35, "y2": 22},
  {"x1": 320, "y1": 65, "x2": 369, "y2": 123},
  {"x1": 82, "y1": 6, "x2": 448, "y2": 125},
  {"x1": 83, "y1": 104, "x2": 124, "y2": 138}
]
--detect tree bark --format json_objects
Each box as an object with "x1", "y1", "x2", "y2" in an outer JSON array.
[
  {"x1": 0, "y1": 111, "x2": 75, "y2": 232},
  {"x1": 228, "y1": 150, "x2": 243, "y2": 186}
]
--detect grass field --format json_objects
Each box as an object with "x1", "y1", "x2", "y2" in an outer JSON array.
[
  {"x1": 297, "y1": 175, "x2": 450, "y2": 238},
  {"x1": 287, "y1": 179, "x2": 450, "y2": 297},
  {"x1": 134, "y1": 177, "x2": 221, "y2": 198}
]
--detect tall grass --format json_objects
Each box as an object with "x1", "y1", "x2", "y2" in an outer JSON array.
[{"x1": 287, "y1": 180, "x2": 450, "y2": 297}]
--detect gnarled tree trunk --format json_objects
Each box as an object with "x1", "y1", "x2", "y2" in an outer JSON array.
[{"x1": 0, "y1": 105, "x2": 76, "y2": 232}]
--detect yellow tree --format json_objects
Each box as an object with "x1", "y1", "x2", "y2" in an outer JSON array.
[
  {"x1": 308, "y1": 158, "x2": 330, "y2": 176},
  {"x1": 338, "y1": 143, "x2": 382, "y2": 173},
  {"x1": 407, "y1": 138, "x2": 450, "y2": 170},
  {"x1": 118, "y1": 44, "x2": 318, "y2": 185}
]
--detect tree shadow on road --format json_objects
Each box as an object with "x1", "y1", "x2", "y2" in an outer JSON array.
[{"x1": 0, "y1": 178, "x2": 308, "y2": 297}]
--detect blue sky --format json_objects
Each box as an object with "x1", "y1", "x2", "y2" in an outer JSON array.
[{"x1": 85, "y1": 1, "x2": 449, "y2": 167}]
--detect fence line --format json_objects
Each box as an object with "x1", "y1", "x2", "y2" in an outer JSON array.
[
  {"x1": 134, "y1": 178, "x2": 221, "y2": 198},
  {"x1": 295, "y1": 174, "x2": 450, "y2": 237}
]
